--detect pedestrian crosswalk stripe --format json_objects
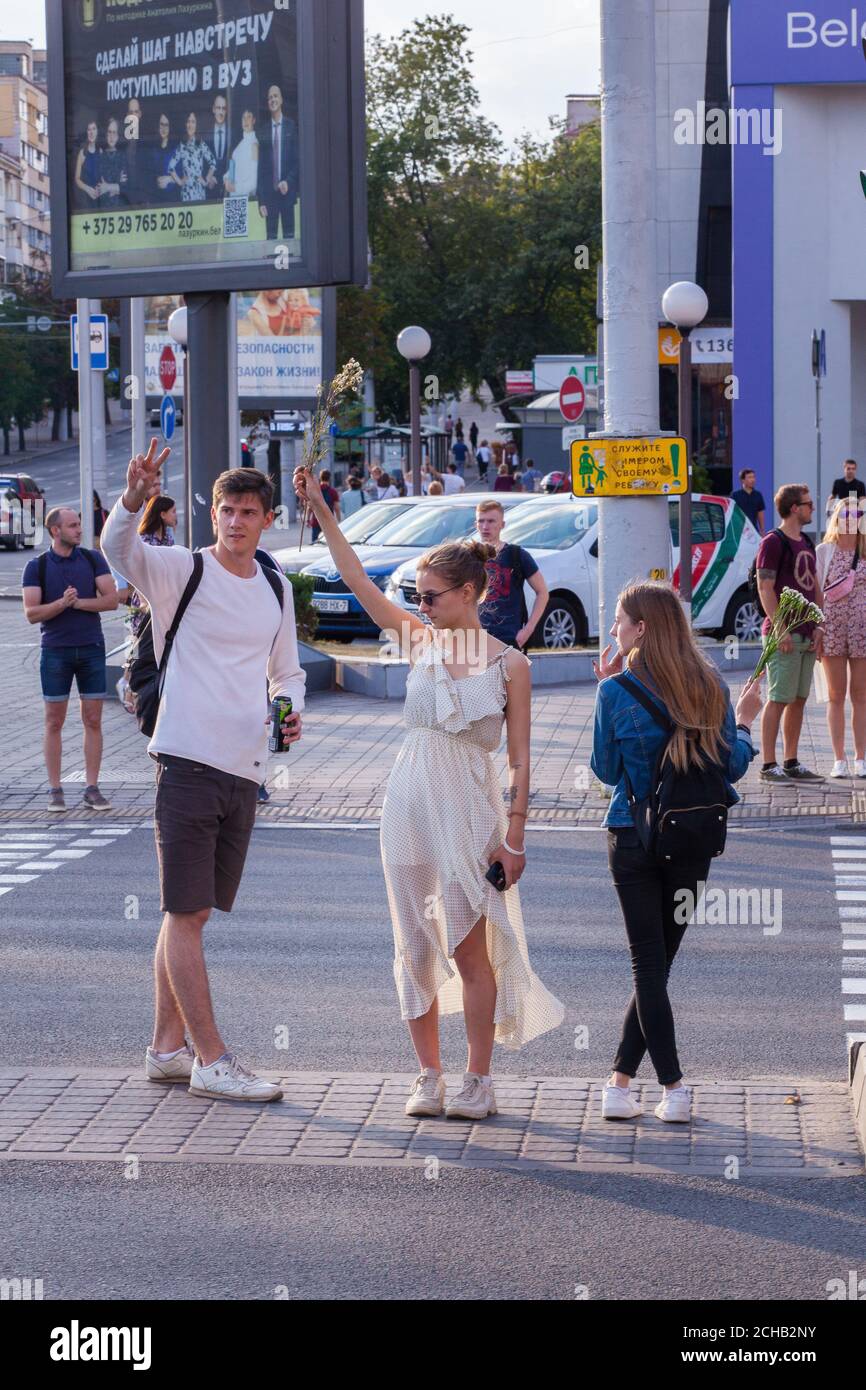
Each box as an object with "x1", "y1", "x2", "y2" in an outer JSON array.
[
  {"x1": 0, "y1": 874, "x2": 38, "y2": 884},
  {"x1": 16, "y1": 861, "x2": 63, "y2": 871},
  {"x1": 843, "y1": 940, "x2": 866, "y2": 949},
  {"x1": 844, "y1": 1005, "x2": 866, "y2": 1020},
  {"x1": 842, "y1": 980, "x2": 866, "y2": 993},
  {"x1": 45, "y1": 850, "x2": 93, "y2": 860},
  {"x1": 831, "y1": 836, "x2": 866, "y2": 845},
  {"x1": 0, "y1": 827, "x2": 135, "y2": 903},
  {"x1": 69, "y1": 838, "x2": 114, "y2": 848}
]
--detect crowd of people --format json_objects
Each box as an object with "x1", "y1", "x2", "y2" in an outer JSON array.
[{"x1": 20, "y1": 440, "x2": 866, "y2": 1118}]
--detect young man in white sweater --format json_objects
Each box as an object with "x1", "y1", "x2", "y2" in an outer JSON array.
[{"x1": 102, "y1": 441, "x2": 306, "y2": 1103}]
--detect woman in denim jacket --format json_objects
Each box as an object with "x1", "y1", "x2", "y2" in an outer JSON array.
[{"x1": 591, "y1": 582, "x2": 763, "y2": 1124}]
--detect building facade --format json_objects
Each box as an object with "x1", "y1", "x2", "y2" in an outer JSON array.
[
  {"x1": 0, "y1": 42, "x2": 50, "y2": 285},
  {"x1": 730, "y1": 0, "x2": 866, "y2": 527}
]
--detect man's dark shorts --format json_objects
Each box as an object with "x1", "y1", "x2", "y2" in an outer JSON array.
[
  {"x1": 40, "y1": 642, "x2": 107, "y2": 702},
  {"x1": 153, "y1": 755, "x2": 258, "y2": 914}
]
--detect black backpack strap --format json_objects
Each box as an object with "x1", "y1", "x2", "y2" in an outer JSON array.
[
  {"x1": 37, "y1": 549, "x2": 47, "y2": 600},
  {"x1": 613, "y1": 672, "x2": 672, "y2": 733},
  {"x1": 261, "y1": 564, "x2": 285, "y2": 612},
  {"x1": 158, "y1": 552, "x2": 204, "y2": 676}
]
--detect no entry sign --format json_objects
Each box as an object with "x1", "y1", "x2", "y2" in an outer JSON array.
[
  {"x1": 159, "y1": 346, "x2": 177, "y2": 395},
  {"x1": 559, "y1": 373, "x2": 586, "y2": 423}
]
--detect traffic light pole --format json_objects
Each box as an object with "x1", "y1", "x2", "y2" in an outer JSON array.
[{"x1": 186, "y1": 291, "x2": 231, "y2": 551}]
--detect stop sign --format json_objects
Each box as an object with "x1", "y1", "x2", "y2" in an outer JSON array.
[
  {"x1": 559, "y1": 374, "x2": 586, "y2": 422},
  {"x1": 159, "y1": 345, "x2": 177, "y2": 394}
]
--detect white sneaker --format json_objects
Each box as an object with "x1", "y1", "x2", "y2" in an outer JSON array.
[
  {"x1": 654, "y1": 1085, "x2": 692, "y2": 1123},
  {"x1": 445, "y1": 1073, "x2": 497, "y2": 1120},
  {"x1": 189, "y1": 1052, "x2": 283, "y2": 1103},
  {"x1": 405, "y1": 1068, "x2": 446, "y2": 1117},
  {"x1": 602, "y1": 1083, "x2": 643, "y2": 1120},
  {"x1": 831, "y1": 759, "x2": 850, "y2": 778},
  {"x1": 855, "y1": 759, "x2": 866, "y2": 779},
  {"x1": 145, "y1": 1043, "x2": 194, "y2": 1083}
]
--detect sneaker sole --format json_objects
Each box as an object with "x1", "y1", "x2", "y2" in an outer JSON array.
[
  {"x1": 83, "y1": 803, "x2": 112, "y2": 811},
  {"x1": 405, "y1": 1104, "x2": 444, "y2": 1117},
  {"x1": 602, "y1": 1109, "x2": 643, "y2": 1120},
  {"x1": 446, "y1": 1105, "x2": 497, "y2": 1120},
  {"x1": 188, "y1": 1085, "x2": 283, "y2": 1103},
  {"x1": 654, "y1": 1109, "x2": 690, "y2": 1123},
  {"x1": 146, "y1": 1071, "x2": 193, "y2": 1084},
  {"x1": 46, "y1": 803, "x2": 66, "y2": 813}
]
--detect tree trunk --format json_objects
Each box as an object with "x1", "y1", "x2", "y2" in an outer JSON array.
[
  {"x1": 67, "y1": 405, "x2": 74, "y2": 438},
  {"x1": 3, "y1": 428, "x2": 10, "y2": 456},
  {"x1": 52, "y1": 406, "x2": 61, "y2": 442},
  {"x1": 18, "y1": 424, "x2": 26, "y2": 453}
]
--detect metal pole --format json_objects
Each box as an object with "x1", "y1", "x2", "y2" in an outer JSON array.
[
  {"x1": 130, "y1": 297, "x2": 146, "y2": 463},
  {"x1": 76, "y1": 298, "x2": 94, "y2": 549},
  {"x1": 90, "y1": 298, "x2": 107, "y2": 516},
  {"x1": 596, "y1": 0, "x2": 670, "y2": 645},
  {"x1": 409, "y1": 363, "x2": 421, "y2": 496},
  {"x1": 182, "y1": 347, "x2": 190, "y2": 547},
  {"x1": 226, "y1": 291, "x2": 239, "y2": 467},
  {"x1": 186, "y1": 291, "x2": 231, "y2": 551},
  {"x1": 678, "y1": 332, "x2": 693, "y2": 618}
]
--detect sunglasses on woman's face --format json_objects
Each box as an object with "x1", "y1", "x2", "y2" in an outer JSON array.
[{"x1": 417, "y1": 582, "x2": 464, "y2": 607}]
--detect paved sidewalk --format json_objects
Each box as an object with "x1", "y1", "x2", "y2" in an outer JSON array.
[
  {"x1": 1, "y1": 605, "x2": 863, "y2": 825},
  {"x1": 0, "y1": 1070, "x2": 860, "y2": 1176}
]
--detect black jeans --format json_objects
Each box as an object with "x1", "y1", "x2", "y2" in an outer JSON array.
[{"x1": 607, "y1": 826, "x2": 711, "y2": 1086}]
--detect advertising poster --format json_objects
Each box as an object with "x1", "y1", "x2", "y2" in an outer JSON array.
[
  {"x1": 61, "y1": 0, "x2": 301, "y2": 276},
  {"x1": 144, "y1": 289, "x2": 326, "y2": 406}
]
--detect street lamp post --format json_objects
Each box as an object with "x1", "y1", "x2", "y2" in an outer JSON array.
[
  {"x1": 167, "y1": 306, "x2": 189, "y2": 547},
  {"x1": 661, "y1": 281, "x2": 709, "y2": 623},
  {"x1": 397, "y1": 326, "x2": 431, "y2": 497}
]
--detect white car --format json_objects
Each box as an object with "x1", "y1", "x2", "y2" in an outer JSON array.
[
  {"x1": 270, "y1": 496, "x2": 431, "y2": 574},
  {"x1": 386, "y1": 493, "x2": 761, "y2": 648}
]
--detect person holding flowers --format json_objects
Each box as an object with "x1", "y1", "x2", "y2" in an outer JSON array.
[
  {"x1": 755, "y1": 484, "x2": 825, "y2": 783},
  {"x1": 815, "y1": 499, "x2": 866, "y2": 778}
]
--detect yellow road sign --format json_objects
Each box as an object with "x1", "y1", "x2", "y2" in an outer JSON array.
[{"x1": 570, "y1": 437, "x2": 688, "y2": 497}]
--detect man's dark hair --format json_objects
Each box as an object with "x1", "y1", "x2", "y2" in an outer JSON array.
[
  {"x1": 213, "y1": 468, "x2": 273, "y2": 514},
  {"x1": 739, "y1": 468, "x2": 755, "y2": 483},
  {"x1": 320, "y1": 470, "x2": 331, "y2": 484},
  {"x1": 844, "y1": 459, "x2": 858, "y2": 471}
]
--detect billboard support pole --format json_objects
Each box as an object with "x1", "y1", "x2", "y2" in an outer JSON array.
[
  {"x1": 227, "y1": 292, "x2": 239, "y2": 468},
  {"x1": 131, "y1": 298, "x2": 146, "y2": 463},
  {"x1": 187, "y1": 292, "x2": 231, "y2": 551},
  {"x1": 76, "y1": 298, "x2": 94, "y2": 549},
  {"x1": 90, "y1": 298, "x2": 108, "y2": 514}
]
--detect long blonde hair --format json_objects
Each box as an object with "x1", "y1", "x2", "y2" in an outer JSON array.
[
  {"x1": 620, "y1": 581, "x2": 728, "y2": 773},
  {"x1": 824, "y1": 498, "x2": 866, "y2": 557}
]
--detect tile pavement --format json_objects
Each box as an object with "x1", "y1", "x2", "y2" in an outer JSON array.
[
  {"x1": 1, "y1": 605, "x2": 863, "y2": 827},
  {"x1": 0, "y1": 1071, "x2": 861, "y2": 1175}
]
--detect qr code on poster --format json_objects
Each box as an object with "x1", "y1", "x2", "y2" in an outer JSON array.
[{"x1": 223, "y1": 196, "x2": 248, "y2": 240}]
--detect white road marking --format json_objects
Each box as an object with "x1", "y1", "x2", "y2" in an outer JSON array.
[
  {"x1": 0, "y1": 874, "x2": 38, "y2": 884},
  {"x1": 45, "y1": 849, "x2": 93, "y2": 860},
  {"x1": 842, "y1": 980, "x2": 866, "y2": 993},
  {"x1": 16, "y1": 861, "x2": 63, "y2": 871},
  {"x1": 844, "y1": 1005, "x2": 866, "y2": 1020},
  {"x1": 69, "y1": 838, "x2": 114, "y2": 848}
]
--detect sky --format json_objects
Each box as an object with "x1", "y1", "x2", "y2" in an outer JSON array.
[{"x1": 1, "y1": 0, "x2": 601, "y2": 148}]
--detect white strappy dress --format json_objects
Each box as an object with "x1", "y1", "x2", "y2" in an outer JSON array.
[{"x1": 379, "y1": 636, "x2": 565, "y2": 1050}]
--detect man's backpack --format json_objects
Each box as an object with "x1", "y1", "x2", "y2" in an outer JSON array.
[
  {"x1": 613, "y1": 672, "x2": 736, "y2": 864},
  {"x1": 125, "y1": 554, "x2": 285, "y2": 737},
  {"x1": 37, "y1": 547, "x2": 99, "y2": 600},
  {"x1": 747, "y1": 528, "x2": 815, "y2": 617}
]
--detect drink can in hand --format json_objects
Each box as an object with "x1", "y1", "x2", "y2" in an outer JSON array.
[{"x1": 268, "y1": 697, "x2": 293, "y2": 754}]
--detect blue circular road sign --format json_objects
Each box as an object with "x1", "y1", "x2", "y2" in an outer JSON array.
[{"x1": 160, "y1": 394, "x2": 176, "y2": 442}]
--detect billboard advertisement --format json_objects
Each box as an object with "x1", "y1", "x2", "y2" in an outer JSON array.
[
  {"x1": 47, "y1": 0, "x2": 367, "y2": 297},
  {"x1": 142, "y1": 288, "x2": 335, "y2": 409}
]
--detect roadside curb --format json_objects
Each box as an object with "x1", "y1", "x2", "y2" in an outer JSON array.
[{"x1": 850, "y1": 1042, "x2": 866, "y2": 1159}]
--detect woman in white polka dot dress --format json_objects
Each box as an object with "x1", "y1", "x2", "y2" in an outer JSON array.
[{"x1": 295, "y1": 467, "x2": 564, "y2": 1121}]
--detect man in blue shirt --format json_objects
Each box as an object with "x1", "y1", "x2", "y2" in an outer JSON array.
[
  {"x1": 451, "y1": 438, "x2": 469, "y2": 477},
  {"x1": 22, "y1": 507, "x2": 118, "y2": 813},
  {"x1": 475, "y1": 499, "x2": 548, "y2": 651},
  {"x1": 731, "y1": 468, "x2": 766, "y2": 535}
]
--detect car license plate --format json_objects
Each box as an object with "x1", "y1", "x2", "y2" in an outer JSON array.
[{"x1": 313, "y1": 597, "x2": 349, "y2": 614}]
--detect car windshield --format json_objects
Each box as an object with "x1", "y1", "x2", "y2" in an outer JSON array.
[
  {"x1": 369, "y1": 504, "x2": 481, "y2": 547},
  {"x1": 314, "y1": 501, "x2": 413, "y2": 546},
  {"x1": 503, "y1": 503, "x2": 598, "y2": 549}
]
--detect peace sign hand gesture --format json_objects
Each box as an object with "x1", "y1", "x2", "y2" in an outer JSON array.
[{"x1": 123, "y1": 438, "x2": 171, "y2": 513}]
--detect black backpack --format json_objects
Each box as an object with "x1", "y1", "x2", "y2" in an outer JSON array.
[
  {"x1": 614, "y1": 672, "x2": 736, "y2": 864},
  {"x1": 125, "y1": 554, "x2": 284, "y2": 737},
  {"x1": 747, "y1": 528, "x2": 815, "y2": 616}
]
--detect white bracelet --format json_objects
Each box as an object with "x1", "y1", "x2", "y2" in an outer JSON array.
[{"x1": 504, "y1": 840, "x2": 526, "y2": 856}]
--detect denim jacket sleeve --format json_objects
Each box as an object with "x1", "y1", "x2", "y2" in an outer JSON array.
[{"x1": 590, "y1": 680, "x2": 623, "y2": 787}]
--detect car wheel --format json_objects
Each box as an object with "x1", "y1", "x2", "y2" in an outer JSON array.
[
  {"x1": 540, "y1": 597, "x2": 582, "y2": 649},
  {"x1": 722, "y1": 590, "x2": 763, "y2": 644}
]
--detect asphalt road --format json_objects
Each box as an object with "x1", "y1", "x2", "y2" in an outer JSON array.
[{"x1": 1, "y1": 820, "x2": 864, "y2": 1301}]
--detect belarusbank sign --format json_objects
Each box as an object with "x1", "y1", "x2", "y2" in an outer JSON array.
[
  {"x1": 730, "y1": 0, "x2": 866, "y2": 520},
  {"x1": 731, "y1": 4, "x2": 866, "y2": 83}
]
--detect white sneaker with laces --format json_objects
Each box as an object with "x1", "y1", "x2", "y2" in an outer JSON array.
[
  {"x1": 856, "y1": 759, "x2": 866, "y2": 779},
  {"x1": 654, "y1": 1085, "x2": 692, "y2": 1123},
  {"x1": 602, "y1": 1083, "x2": 643, "y2": 1120},
  {"x1": 405, "y1": 1068, "x2": 446, "y2": 1117},
  {"x1": 189, "y1": 1052, "x2": 283, "y2": 1103},
  {"x1": 445, "y1": 1073, "x2": 497, "y2": 1120},
  {"x1": 145, "y1": 1043, "x2": 194, "y2": 1083},
  {"x1": 831, "y1": 759, "x2": 850, "y2": 778}
]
